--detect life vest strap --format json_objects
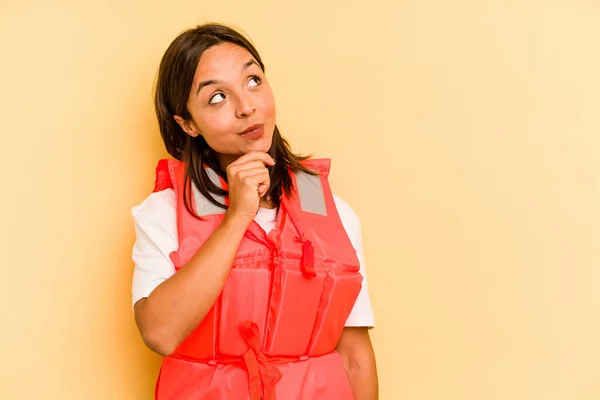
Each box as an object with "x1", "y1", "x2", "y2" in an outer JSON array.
[
  {"x1": 240, "y1": 320, "x2": 282, "y2": 400},
  {"x1": 167, "y1": 321, "x2": 331, "y2": 400}
]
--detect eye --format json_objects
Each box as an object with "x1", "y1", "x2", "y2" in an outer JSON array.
[
  {"x1": 248, "y1": 75, "x2": 261, "y2": 87},
  {"x1": 209, "y1": 92, "x2": 226, "y2": 105}
]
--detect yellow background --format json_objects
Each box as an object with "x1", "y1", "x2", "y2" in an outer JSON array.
[{"x1": 1, "y1": 0, "x2": 599, "y2": 398}]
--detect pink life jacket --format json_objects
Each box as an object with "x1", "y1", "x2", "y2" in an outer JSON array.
[{"x1": 152, "y1": 158, "x2": 363, "y2": 400}]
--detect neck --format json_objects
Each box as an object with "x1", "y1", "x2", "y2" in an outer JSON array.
[{"x1": 259, "y1": 196, "x2": 276, "y2": 209}]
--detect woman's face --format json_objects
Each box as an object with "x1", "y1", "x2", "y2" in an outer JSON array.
[{"x1": 175, "y1": 42, "x2": 276, "y2": 168}]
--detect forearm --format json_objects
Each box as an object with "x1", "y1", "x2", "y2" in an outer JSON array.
[
  {"x1": 345, "y1": 354, "x2": 378, "y2": 400},
  {"x1": 135, "y1": 213, "x2": 249, "y2": 355},
  {"x1": 337, "y1": 327, "x2": 379, "y2": 400}
]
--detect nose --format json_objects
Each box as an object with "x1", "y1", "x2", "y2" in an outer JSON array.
[{"x1": 235, "y1": 93, "x2": 256, "y2": 118}]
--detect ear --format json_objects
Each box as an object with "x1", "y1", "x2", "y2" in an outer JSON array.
[{"x1": 174, "y1": 115, "x2": 202, "y2": 138}]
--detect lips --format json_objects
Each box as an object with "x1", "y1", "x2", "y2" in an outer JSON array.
[{"x1": 239, "y1": 123, "x2": 265, "y2": 140}]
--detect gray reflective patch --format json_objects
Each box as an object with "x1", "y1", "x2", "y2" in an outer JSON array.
[
  {"x1": 192, "y1": 168, "x2": 226, "y2": 215},
  {"x1": 296, "y1": 171, "x2": 327, "y2": 216}
]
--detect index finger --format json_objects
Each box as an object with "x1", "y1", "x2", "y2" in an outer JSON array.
[{"x1": 230, "y1": 151, "x2": 275, "y2": 167}]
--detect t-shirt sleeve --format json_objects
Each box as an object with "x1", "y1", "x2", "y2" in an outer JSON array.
[
  {"x1": 333, "y1": 195, "x2": 376, "y2": 328},
  {"x1": 131, "y1": 189, "x2": 179, "y2": 308}
]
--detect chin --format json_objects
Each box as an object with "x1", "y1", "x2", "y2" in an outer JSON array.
[
  {"x1": 252, "y1": 136, "x2": 274, "y2": 153},
  {"x1": 245, "y1": 143, "x2": 271, "y2": 154}
]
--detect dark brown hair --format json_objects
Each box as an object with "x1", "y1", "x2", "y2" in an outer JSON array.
[{"x1": 154, "y1": 23, "x2": 313, "y2": 216}]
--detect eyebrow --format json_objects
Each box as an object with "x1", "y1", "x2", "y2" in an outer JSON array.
[
  {"x1": 242, "y1": 59, "x2": 258, "y2": 71},
  {"x1": 196, "y1": 59, "x2": 259, "y2": 95},
  {"x1": 196, "y1": 79, "x2": 221, "y2": 95}
]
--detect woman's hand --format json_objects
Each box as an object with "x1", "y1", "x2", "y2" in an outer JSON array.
[{"x1": 225, "y1": 151, "x2": 275, "y2": 223}]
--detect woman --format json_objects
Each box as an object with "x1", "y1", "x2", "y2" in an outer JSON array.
[{"x1": 132, "y1": 23, "x2": 378, "y2": 399}]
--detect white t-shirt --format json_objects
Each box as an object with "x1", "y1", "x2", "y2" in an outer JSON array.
[{"x1": 131, "y1": 189, "x2": 375, "y2": 327}]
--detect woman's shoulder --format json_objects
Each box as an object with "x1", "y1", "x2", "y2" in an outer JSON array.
[
  {"x1": 300, "y1": 158, "x2": 331, "y2": 176},
  {"x1": 332, "y1": 194, "x2": 361, "y2": 235},
  {"x1": 131, "y1": 188, "x2": 177, "y2": 223}
]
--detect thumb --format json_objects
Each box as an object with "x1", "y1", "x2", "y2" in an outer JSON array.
[{"x1": 257, "y1": 182, "x2": 269, "y2": 198}]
